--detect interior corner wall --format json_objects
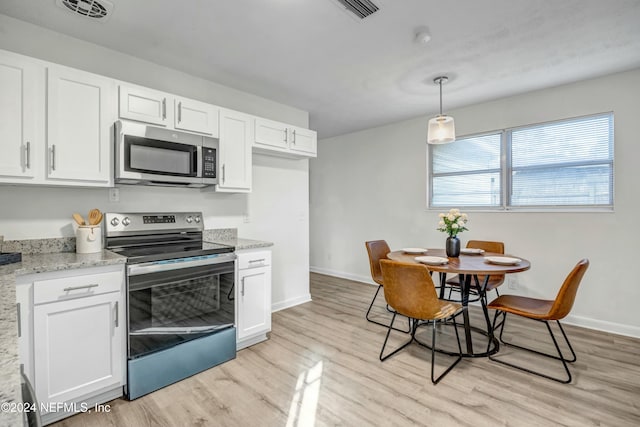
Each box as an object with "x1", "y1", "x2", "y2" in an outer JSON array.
[
  {"x1": 0, "y1": 14, "x2": 311, "y2": 312},
  {"x1": 310, "y1": 67, "x2": 640, "y2": 338}
]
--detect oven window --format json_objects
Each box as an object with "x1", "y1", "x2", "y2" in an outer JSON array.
[
  {"x1": 128, "y1": 262, "x2": 235, "y2": 358},
  {"x1": 125, "y1": 135, "x2": 197, "y2": 177}
]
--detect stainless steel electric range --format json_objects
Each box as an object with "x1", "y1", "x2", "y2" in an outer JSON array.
[{"x1": 104, "y1": 212, "x2": 236, "y2": 400}]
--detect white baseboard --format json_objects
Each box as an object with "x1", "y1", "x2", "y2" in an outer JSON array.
[
  {"x1": 309, "y1": 265, "x2": 376, "y2": 286},
  {"x1": 311, "y1": 266, "x2": 640, "y2": 340},
  {"x1": 272, "y1": 293, "x2": 312, "y2": 313},
  {"x1": 564, "y1": 314, "x2": 640, "y2": 339}
]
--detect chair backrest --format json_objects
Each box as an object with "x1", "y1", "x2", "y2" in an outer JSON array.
[
  {"x1": 548, "y1": 259, "x2": 589, "y2": 320},
  {"x1": 365, "y1": 240, "x2": 391, "y2": 286},
  {"x1": 379, "y1": 259, "x2": 443, "y2": 319},
  {"x1": 467, "y1": 240, "x2": 504, "y2": 254},
  {"x1": 468, "y1": 240, "x2": 505, "y2": 283}
]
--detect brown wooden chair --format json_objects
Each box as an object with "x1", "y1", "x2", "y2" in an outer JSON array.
[
  {"x1": 487, "y1": 259, "x2": 589, "y2": 383},
  {"x1": 379, "y1": 259, "x2": 463, "y2": 384},
  {"x1": 446, "y1": 240, "x2": 506, "y2": 302},
  {"x1": 365, "y1": 240, "x2": 410, "y2": 332}
]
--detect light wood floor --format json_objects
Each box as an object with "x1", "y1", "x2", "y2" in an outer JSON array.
[{"x1": 55, "y1": 273, "x2": 640, "y2": 427}]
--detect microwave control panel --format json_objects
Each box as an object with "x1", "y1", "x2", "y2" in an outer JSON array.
[{"x1": 202, "y1": 147, "x2": 216, "y2": 178}]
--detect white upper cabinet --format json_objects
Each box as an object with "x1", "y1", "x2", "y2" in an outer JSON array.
[
  {"x1": 254, "y1": 117, "x2": 317, "y2": 158},
  {"x1": 217, "y1": 108, "x2": 253, "y2": 193},
  {"x1": 288, "y1": 126, "x2": 317, "y2": 156},
  {"x1": 255, "y1": 118, "x2": 289, "y2": 151},
  {"x1": 0, "y1": 50, "x2": 43, "y2": 181},
  {"x1": 174, "y1": 96, "x2": 219, "y2": 137},
  {"x1": 119, "y1": 85, "x2": 219, "y2": 136},
  {"x1": 118, "y1": 85, "x2": 171, "y2": 127},
  {"x1": 47, "y1": 65, "x2": 114, "y2": 185}
]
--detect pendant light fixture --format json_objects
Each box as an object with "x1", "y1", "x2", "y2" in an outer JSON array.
[{"x1": 427, "y1": 76, "x2": 455, "y2": 144}]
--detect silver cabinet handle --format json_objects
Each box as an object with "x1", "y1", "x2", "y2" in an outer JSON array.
[
  {"x1": 292, "y1": 129, "x2": 296, "y2": 144},
  {"x1": 63, "y1": 283, "x2": 99, "y2": 292},
  {"x1": 178, "y1": 101, "x2": 182, "y2": 123},
  {"x1": 284, "y1": 128, "x2": 288, "y2": 142},
  {"x1": 50, "y1": 145, "x2": 56, "y2": 171},
  {"x1": 115, "y1": 301, "x2": 119, "y2": 327},
  {"x1": 249, "y1": 259, "x2": 265, "y2": 264},
  {"x1": 16, "y1": 303, "x2": 21, "y2": 338},
  {"x1": 25, "y1": 142, "x2": 31, "y2": 169},
  {"x1": 222, "y1": 164, "x2": 226, "y2": 183},
  {"x1": 162, "y1": 98, "x2": 167, "y2": 120},
  {"x1": 241, "y1": 277, "x2": 245, "y2": 296}
]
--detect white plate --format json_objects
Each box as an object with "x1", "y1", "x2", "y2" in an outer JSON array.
[
  {"x1": 460, "y1": 248, "x2": 485, "y2": 255},
  {"x1": 484, "y1": 256, "x2": 521, "y2": 265},
  {"x1": 415, "y1": 256, "x2": 448, "y2": 265},
  {"x1": 403, "y1": 247, "x2": 427, "y2": 254}
]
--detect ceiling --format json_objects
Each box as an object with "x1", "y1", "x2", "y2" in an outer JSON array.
[{"x1": 1, "y1": 0, "x2": 640, "y2": 139}]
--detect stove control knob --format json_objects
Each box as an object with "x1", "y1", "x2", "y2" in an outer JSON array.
[
  {"x1": 122, "y1": 217, "x2": 131, "y2": 226},
  {"x1": 194, "y1": 215, "x2": 201, "y2": 223},
  {"x1": 110, "y1": 217, "x2": 120, "y2": 226},
  {"x1": 186, "y1": 216, "x2": 193, "y2": 223}
]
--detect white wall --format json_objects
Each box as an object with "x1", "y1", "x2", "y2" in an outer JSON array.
[
  {"x1": 310, "y1": 68, "x2": 640, "y2": 338},
  {"x1": 0, "y1": 14, "x2": 311, "y2": 311}
]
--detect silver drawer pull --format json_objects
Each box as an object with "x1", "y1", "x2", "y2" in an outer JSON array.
[
  {"x1": 248, "y1": 259, "x2": 265, "y2": 264},
  {"x1": 115, "y1": 301, "x2": 119, "y2": 327},
  {"x1": 63, "y1": 283, "x2": 99, "y2": 292},
  {"x1": 25, "y1": 142, "x2": 31, "y2": 169},
  {"x1": 16, "y1": 303, "x2": 21, "y2": 338}
]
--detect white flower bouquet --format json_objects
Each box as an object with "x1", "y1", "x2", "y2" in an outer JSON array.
[{"x1": 437, "y1": 208, "x2": 469, "y2": 237}]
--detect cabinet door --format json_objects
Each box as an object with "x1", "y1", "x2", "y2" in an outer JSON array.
[
  {"x1": 119, "y1": 85, "x2": 170, "y2": 126},
  {"x1": 175, "y1": 96, "x2": 218, "y2": 137},
  {"x1": 0, "y1": 51, "x2": 42, "y2": 180},
  {"x1": 47, "y1": 66, "x2": 113, "y2": 184},
  {"x1": 33, "y1": 292, "x2": 122, "y2": 410},
  {"x1": 217, "y1": 109, "x2": 253, "y2": 192},
  {"x1": 289, "y1": 126, "x2": 317, "y2": 157},
  {"x1": 237, "y1": 266, "x2": 271, "y2": 340},
  {"x1": 255, "y1": 118, "x2": 289, "y2": 151}
]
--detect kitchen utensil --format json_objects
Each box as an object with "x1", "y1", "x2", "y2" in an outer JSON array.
[
  {"x1": 72, "y1": 213, "x2": 86, "y2": 226},
  {"x1": 88, "y1": 209, "x2": 102, "y2": 225}
]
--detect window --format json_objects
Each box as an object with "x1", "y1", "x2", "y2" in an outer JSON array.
[{"x1": 429, "y1": 113, "x2": 614, "y2": 210}]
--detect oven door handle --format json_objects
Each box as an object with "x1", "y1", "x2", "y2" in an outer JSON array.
[{"x1": 128, "y1": 253, "x2": 236, "y2": 276}]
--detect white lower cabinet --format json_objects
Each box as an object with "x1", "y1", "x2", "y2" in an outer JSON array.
[
  {"x1": 236, "y1": 249, "x2": 272, "y2": 349},
  {"x1": 17, "y1": 265, "x2": 125, "y2": 425}
]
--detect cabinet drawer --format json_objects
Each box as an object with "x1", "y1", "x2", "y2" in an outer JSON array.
[
  {"x1": 33, "y1": 269, "x2": 123, "y2": 305},
  {"x1": 237, "y1": 251, "x2": 271, "y2": 270}
]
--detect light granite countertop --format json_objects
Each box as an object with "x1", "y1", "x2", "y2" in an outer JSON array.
[{"x1": 207, "y1": 237, "x2": 274, "y2": 251}]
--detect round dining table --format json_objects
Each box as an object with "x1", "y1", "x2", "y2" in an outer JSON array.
[{"x1": 387, "y1": 249, "x2": 530, "y2": 357}]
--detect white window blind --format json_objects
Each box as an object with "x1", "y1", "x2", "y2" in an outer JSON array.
[
  {"x1": 430, "y1": 133, "x2": 502, "y2": 207},
  {"x1": 429, "y1": 113, "x2": 614, "y2": 210}
]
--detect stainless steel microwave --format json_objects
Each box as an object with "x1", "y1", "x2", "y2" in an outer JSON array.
[{"x1": 115, "y1": 120, "x2": 218, "y2": 188}]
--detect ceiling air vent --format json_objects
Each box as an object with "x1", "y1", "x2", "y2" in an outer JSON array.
[
  {"x1": 56, "y1": 0, "x2": 114, "y2": 20},
  {"x1": 335, "y1": 0, "x2": 379, "y2": 19}
]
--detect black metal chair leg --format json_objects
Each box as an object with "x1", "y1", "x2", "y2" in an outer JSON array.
[
  {"x1": 431, "y1": 315, "x2": 463, "y2": 384},
  {"x1": 366, "y1": 285, "x2": 411, "y2": 333},
  {"x1": 379, "y1": 313, "x2": 416, "y2": 361},
  {"x1": 489, "y1": 312, "x2": 576, "y2": 383}
]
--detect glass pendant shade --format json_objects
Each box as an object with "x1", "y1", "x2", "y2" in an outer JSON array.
[
  {"x1": 427, "y1": 75, "x2": 455, "y2": 144},
  {"x1": 427, "y1": 114, "x2": 455, "y2": 144}
]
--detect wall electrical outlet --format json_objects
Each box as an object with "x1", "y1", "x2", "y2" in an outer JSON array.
[
  {"x1": 508, "y1": 276, "x2": 520, "y2": 290},
  {"x1": 108, "y1": 188, "x2": 120, "y2": 202},
  {"x1": 243, "y1": 213, "x2": 250, "y2": 223}
]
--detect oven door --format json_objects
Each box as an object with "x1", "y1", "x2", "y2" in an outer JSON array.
[{"x1": 126, "y1": 253, "x2": 235, "y2": 359}]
